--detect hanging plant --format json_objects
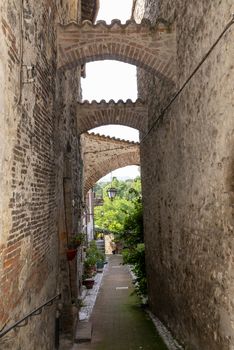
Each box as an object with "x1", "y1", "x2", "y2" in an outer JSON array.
[
  {"x1": 66, "y1": 248, "x2": 77, "y2": 261},
  {"x1": 69, "y1": 233, "x2": 86, "y2": 249},
  {"x1": 66, "y1": 233, "x2": 86, "y2": 261}
]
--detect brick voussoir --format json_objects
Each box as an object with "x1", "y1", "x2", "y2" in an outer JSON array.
[
  {"x1": 77, "y1": 98, "x2": 148, "y2": 134},
  {"x1": 57, "y1": 19, "x2": 175, "y2": 82}
]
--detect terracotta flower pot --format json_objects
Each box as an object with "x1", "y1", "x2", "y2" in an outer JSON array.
[
  {"x1": 75, "y1": 240, "x2": 82, "y2": 247},
  {"x1": 82, "y1": 278, "x2": 95, "y2": 289},
  {"x1": 85, "y1": 265, "x2": 96, "y2": 278},
  {"x1": 66, "y1": 248, "x2": 77, "y2": 261}
]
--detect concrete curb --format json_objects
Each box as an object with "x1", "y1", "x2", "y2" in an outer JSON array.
[
  {"x1": 146, "y1": 310, "x2": 184, "y2": 350},
  {"x1": 78, "y1": 262, "x2": 108, "y2": 321}
]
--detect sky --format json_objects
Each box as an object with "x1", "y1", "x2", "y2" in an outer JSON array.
[
  {"x1": 81, "y1": 0, "x2": 140, "y2": 182},
  {"x1": 97, "y1": 0, "x2": 134, "y2": 24}
]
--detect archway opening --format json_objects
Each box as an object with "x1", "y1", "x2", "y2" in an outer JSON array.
[
  {"x1": 81, "y1": 126, "x2": 140, "y2": 193},
  {"x1": 81, "y1": 0, "x2": 137, "y2": 102},
  {"x1": 97, "y1": 0, "x2": 133, "y2": 24},
  {"x1": 84, "y1": 166, "x2": 141, "y2": 246},
  {"x1": 81, "y1": 61, "x2": 137, "y2": 102},
  {"x1": 89, "y1": 125, "x2": 139, "y2": 142}
]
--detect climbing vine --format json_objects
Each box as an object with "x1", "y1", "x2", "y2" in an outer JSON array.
[{"x1": 116, "y1": 193, "x2": 147, "y2": 302}]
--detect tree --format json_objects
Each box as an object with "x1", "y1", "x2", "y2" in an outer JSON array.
[
  {"x1": 94, "y1": 177, "x2": 141, "y2": 233},
  {"x1": 94, "y1": 177, "x2": 147, "y2": 301}
]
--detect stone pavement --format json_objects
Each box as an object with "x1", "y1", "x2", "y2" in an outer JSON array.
[{"x1": 73, "y1": 255, "x2": 168, "y2": 350}]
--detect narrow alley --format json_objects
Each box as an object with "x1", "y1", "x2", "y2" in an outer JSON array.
[
  {"x1": 0, "y1": 0, "x2": 233, "y2": 349},
  {"x1": 73, "y1": 255, "x2": 168, "y2": 350}
]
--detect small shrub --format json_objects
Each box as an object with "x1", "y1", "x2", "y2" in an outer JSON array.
[
  {"x1": 68, "y1": 233, "x2": 86, "y2": 248},
  {"x1": 84, "y1": 240, "x2": 105, "y2": 274}
]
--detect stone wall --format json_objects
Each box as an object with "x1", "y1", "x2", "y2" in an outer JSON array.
[
  {"x1": 0, "y1": 0, "x2": 83, "y2": 349},
  {"x1": 137, "y1": 1, "x2": 234, "y2": 349}
]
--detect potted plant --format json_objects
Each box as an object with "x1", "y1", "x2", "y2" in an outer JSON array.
[
  {"x1": 96, "y1": 251, "x2": 105, "y2": 272},
  {"x1": 71, "y1": 233, "x2": 86, "y2": 248},
  {"x1": 82, "y1": 276, "x2": 95, "y2": 289},
  {"x1": 66, "y1": 246, "x2": 77, "y2": 261},
  {"x1": 82, "y1": 256, "x2": 96, "y2": 289},
  {"x1": 66, "y1": 233, "x2": 86, "y2": 261},
  {"x1": 84, "y1": 254, "x2": 97, "y2": 277},
  {"x1": 82, "y1": 241, "x2": 101, "y2": 287}
]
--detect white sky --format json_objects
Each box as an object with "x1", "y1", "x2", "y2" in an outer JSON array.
[
  {"x1": 81, "y1": 61, "x2": 137, "y2": 103},
  {"x1": 91, "y1": 124, "x2": 139, "y2": 142},
  {"x1": 97, "y1": 0, "x2": 133, "y2": 24},
  {"x1": 81, "y1": 0, "x2": 140, "y2": 181},
  {"x1": 98, "y1": 165, "x2": 140, "y2": 182}
]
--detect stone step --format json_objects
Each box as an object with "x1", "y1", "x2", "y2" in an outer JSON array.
[
  {"x1": 96, "y1": 240, "x2": 105, "y2": 246},
  {"x1": 74, "y1": 321, "x2": 92, "y2": 343},
  {"x1": 97, "y1": 248, "x2": 105, "y2": 252},
  {"x1": 96, "y1": 240, "x2": 105, "y2": 253},
  {"x1": 96, "y1": 245, "x2": 105, "y2": 249}
]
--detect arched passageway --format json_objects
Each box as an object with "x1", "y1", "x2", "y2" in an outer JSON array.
[
  {"x1": 1, "y1": 0, "x2": 232, "y2": 349},
  {"x1": 81, "y1": 132, "x2": 140, "y2": 193},
  {"x1": 57, "y1": 20, "x2": 176, "y2": 82},
  {"x1": 77, "y1": 99, "x2": 148, "y2": 134}
]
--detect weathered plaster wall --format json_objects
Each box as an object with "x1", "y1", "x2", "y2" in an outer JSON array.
[
  {"x1": 137, "y1": 1, "x2": 234, "y2": 349},
  {"x1": 0, "y1": 1, "x2": 82, "y2": 348},
  {"x1": 132, "y1": 0, "x2": 145, "y2": 23}
]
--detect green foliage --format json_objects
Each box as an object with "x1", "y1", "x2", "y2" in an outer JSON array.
[
  {"x1": 120, "y1": 201, "x2": 143, "y2": 244},
  {"x1": 94, "y1": 177, "x2": 142, "y2": 234},
  {"x1": 95, "y1": 197, "x2": 134, "y2": 232},
  {"x1": 94, "y1": 176, "x2": 147, "y2": 301},
  {"x1": 120, "y1": 199, "x2": 147, "y2": 301},
  {"x1": 84, "y1": 240, "x2": 105, "y2": 269},
  {"x1": 68, "y1": 233, "x2": 86, "y2": 249},
  {"x1": 122, "y1": 243, "x2": 147, "y2": 299}
]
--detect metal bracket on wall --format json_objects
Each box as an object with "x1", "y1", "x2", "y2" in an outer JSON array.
[{"x1": 22, "y1": 65, "x2": 36, "y2": 83}]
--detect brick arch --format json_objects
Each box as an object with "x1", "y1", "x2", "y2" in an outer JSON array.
[
  {"x1": 77, "y1": 99, "x2": 148, "y2": 134},
  {"x1": 81, "y1": 132, "x2": 140, "y2": 194},
  {"x1": 85, "y1": 153, "x2": 140, "y2": 193},
  {"x1": 57, "y1": 20, "x2": 176, "y2": 83}
]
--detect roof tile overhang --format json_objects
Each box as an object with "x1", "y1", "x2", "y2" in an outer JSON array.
[{"x1": 81, "y1": 0, "x2": 100, "y2": 23}]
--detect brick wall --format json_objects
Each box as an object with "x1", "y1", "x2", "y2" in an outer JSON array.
[
  {"x1": 81, "y1": 132, "x2": 140, "y2": 193},
  {"x1": 137, "y1": 1, "x2": 234, "y2": 349},
  {"x1": 57, "y1": 19, "x2": 176, "y2": 83},
  {"x1": 77, "y1": 99, "x2": 148, "y2": 134},
  {"x1": 0, "y1": 0, "x2": 83, "y2": 348}
]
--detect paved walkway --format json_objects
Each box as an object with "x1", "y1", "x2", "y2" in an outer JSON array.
[{"x1": 75, "y1": 255, "x2": 168, "y2": 350}]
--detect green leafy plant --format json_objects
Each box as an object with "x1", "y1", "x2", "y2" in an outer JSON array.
[
  {"x1": 84, "y1": 240, "x2": 105, "y2": 277},
  {"x1": 118, "y1": 197, "x2": 147, "y2": 301},
  {"x1": 122, "y1": 243, "x2": 147, "y2": 300},
  {"x1": 68, "y1": 233, "x2": 86, "y2": 249},
  {"x1": 93, "y1": 177, "x2": 146, "y2": 300},
  {"x1": 94, "y1": 177, "x2": 141, "y2": 234},
  {"x1": 71, "y1": 297, "x2": 86, "y2": 308}
]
